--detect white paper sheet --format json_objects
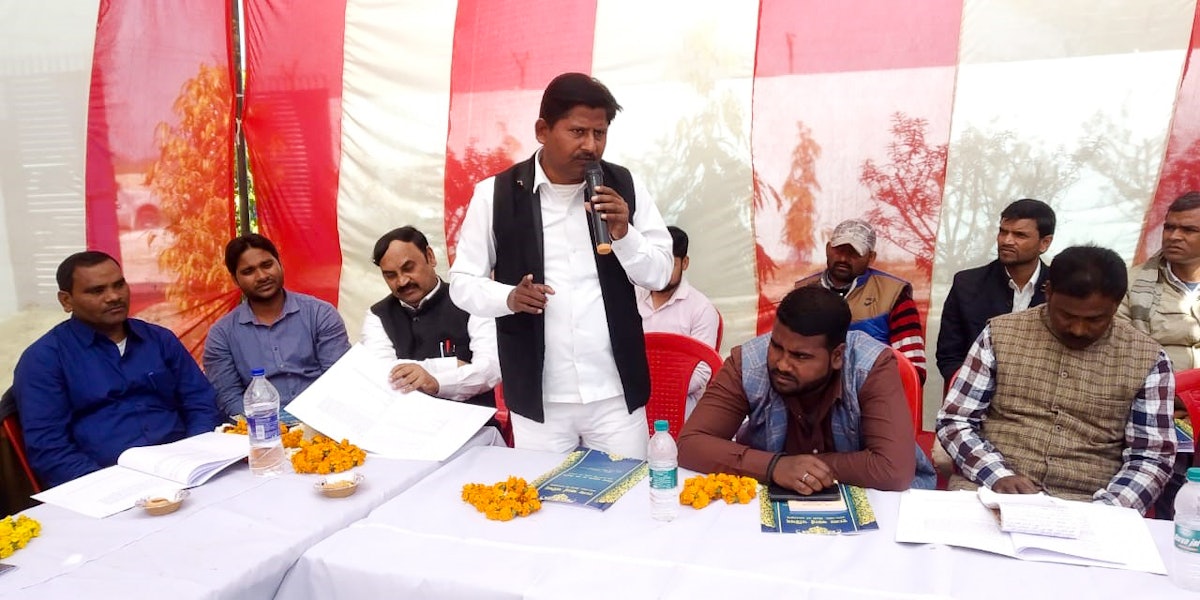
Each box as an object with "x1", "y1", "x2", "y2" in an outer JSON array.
[
  {"x1": 894, "y1": 489, "x2": 1166, "y2": 574},
  {"x1": 284, "y1": 345, "x2": 496, "y2": 462},
  {"x1": 31, "y1": 432, "x2": 251, "y2": 518}
]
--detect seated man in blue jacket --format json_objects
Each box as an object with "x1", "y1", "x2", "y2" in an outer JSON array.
[
  {"x1": 936, "y1": 198, "x2": 1054, "y2": 385},
  {"x1": 14, "y1": 251, "x2": 222, "y2": 487}
]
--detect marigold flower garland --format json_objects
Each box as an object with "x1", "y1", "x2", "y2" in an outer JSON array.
[
  {"x1": 461, "y1": 476, "x2": 542, "y2": 521},
  {"x1": 679, "y1": 473, "x2": 758, "y2": 509},
  {"x1": 0, "y1": 514, "x2": 41, "y2": 559},
  {"x1": 223, "y1": 419, "x2": 304, "y2": 449},
  {"x1": 290, "y1": 435, "x2": 366, "y2": 474}
]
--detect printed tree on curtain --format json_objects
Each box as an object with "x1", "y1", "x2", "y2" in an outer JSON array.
[
  {"x1": 859, "y1": 113, "x2": 947, "y2": 277},
  {"x1": 147, "y1": 63, "x2": 238, "y2": 356},
  {"x1": 754, "y1": 121, "x2": 821, "y2": 333},
  {"x1": 444, "y1": 139, "x2": 517, "y2": 263}
]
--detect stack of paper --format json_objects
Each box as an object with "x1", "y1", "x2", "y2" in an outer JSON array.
[
  {"x1": 285, "y1": 345, "x2": 497, "y2": 462},
  {"x1": 894, "y1": 489, "x2": 1166, "y2": 573},
  {"x1": 33, "y1": 432, "x2": 249, "y2": 518},
  {"x1": 977, "y1": 487, "x2": 1083, "y2": 538}
]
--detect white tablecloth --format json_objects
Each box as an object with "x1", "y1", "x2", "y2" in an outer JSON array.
[
  {"x1": 0, "y1": 427, "x2": 501, "y2": 599},
  {"x1": 278, "y1": 445, "x2": 1192, "y2": 600}
]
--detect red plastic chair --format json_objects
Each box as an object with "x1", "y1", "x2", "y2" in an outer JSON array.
[
  {"x1": 891, "y1": 348, "x2": 923, "y2": 435},
  {"x1": 1177, "y1": 368, "x2": 1200, "y2": 467},
  {"x1": 714, "y1": 310, "x2": 724, "y2": 353},
  {"x1": 1, "y1": 389, "x2": 41, "y2": 493},
  {"x1": 644, "y1": 332, "x2": 723, "y2": 439},
  {"x1": 492, "y1": 383, "x2": 514, "y2": 448},
  {"x1": 891, "y1": 348, "x2": 933, "y2": 463}
]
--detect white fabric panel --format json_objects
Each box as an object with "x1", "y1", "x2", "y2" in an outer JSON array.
[
  {"x1": 335, "y1": 0, "x2": 459, "y2": 341},
  {"x1": 592, "y1": 0, "x2": 760, "y2": 354},
  {"x1": 925, "y1": 0, "x2": 1195, "y2": 419},
  {"x1": 0, "y1": 0, "x2": 99, "y2": 390}
]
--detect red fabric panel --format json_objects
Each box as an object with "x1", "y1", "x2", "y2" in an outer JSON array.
[
  {"x1": 756, "y1": 0, "x2": 962, "y2": 76},
  {"x1": 1138, "y1": 5, "x2": 1200, "y2": 262},
  {"x1": 751, "y1": 0, "x2": 963, "y2": 333},
  {"x1": 85, "y1": 0, "x2": 237, "y2": 357},
  {"x1": 243, "y1": 0, "x2": 348, "y2": 304},
  {"x1": 443, "y1": 0, "x2": 597, "y2": 261}
]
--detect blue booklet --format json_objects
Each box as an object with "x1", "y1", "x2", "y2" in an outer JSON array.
[
  {"x1": 532, "y1": 446, "x2": 648, "y2": 511},
  {"x1": 1177, "y1": 418, "x2": 1194, "y2": 454},
  {"x1": 759, "y1": 483, "x2": 879, "y2": 534}
]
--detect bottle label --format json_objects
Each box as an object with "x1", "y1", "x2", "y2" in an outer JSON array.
[
  {"x1": 247, "y1": 414, "x2": 281, "y2": 442},
  {"x1": 1176, "y1": 524, "x2": 1200, "y2": 553},
  {"x1": 649, "y1": 467, "x2": 677, "y2": 490}
]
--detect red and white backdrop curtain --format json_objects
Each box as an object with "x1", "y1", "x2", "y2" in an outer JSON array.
[{"x1": 3, "y1": 0, "x2": 1199, "y2": 411}]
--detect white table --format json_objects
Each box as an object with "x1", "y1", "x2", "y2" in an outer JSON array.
[
  {"x1": 278, "y1": 445, "x2": 1192, "y2": 600},
  {"x1": 0, "y1": 428, "x2": 501, "y2": 599}
]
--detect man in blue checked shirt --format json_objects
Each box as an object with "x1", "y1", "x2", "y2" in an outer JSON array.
[
  {"x1": 204, "y1": 234, "x2": 350, "y2": 424},
  {"x1": 14, "y1": 252, "x2": 223, "y2": 487},
  {"x1": 937, "y1": 245, "x2": 1176, "y2": 513}
]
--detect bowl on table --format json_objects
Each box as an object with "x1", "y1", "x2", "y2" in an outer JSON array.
[
  {"x1": 315, "y1": 472, "x2": 364, "y2": 499},
  {"x1": 136, "y1": 489, "x2": 189, "y2": 516}
]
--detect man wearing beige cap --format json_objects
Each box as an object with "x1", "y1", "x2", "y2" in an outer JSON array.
[{"x1": 795, "y1": 219, "x2": 927, "y2": 383}]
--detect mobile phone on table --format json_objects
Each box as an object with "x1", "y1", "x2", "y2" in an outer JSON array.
[{"x1": 767, "y1": 482, "x2": 841, "y2": 503}]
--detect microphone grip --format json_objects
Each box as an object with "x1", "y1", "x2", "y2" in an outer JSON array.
[{"x1": 585, "y1": 164, "x2": 612, "y2": 255}]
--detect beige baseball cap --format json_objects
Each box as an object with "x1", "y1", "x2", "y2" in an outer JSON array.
[{"x1": 829, "y1": 219, "x2": 876, "y2": 255}]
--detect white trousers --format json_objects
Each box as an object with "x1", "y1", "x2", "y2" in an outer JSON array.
[{"x1": 510, "y1": 396, "x2": 649, "y2": 459}]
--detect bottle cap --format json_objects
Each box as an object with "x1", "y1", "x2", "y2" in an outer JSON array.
[
  {"x1": 250, "y1": 368, "x2": 265, "y2": 377},
  {"x1": 1188, "y1": 467, "x2": 1200, "y2": 483},
  {"x1": 654, "y1": 420, "x2": 669, "y2": 432}
]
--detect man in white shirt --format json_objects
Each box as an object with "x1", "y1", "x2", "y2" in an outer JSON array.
[
  {"x1": 449, "y1": 72, "x2": 673, "y2": 458},
  {"x1": 935, "y1": 199, "x2": 1054, "y2": 385},
  {"x1": 637, "y1": 225, "x2": 720, "y2": 419},
  {"x1": 361, "y1": 226, "x2": 500, "y2": 408}
]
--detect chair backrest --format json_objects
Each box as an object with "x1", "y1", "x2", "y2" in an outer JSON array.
[
  {"x1": 714, "y1": 310, "x2": 724, "y2": 354},
  {"x1": 644, "y1": 332, "x2": 723, "y2": 439},
  {"x1": 1177, "y1": 368, "x2": 1200, "y2": 399},
  {"x1": 0, "y1": 388, "x2": 41, "y2": 493},
  {"x1": 1177, "y1": 369, "x2": 1200, "y2": 468},
  {"x1": 891, "y1": 348, "x2": 923, "y2": 435},
  {"x1": 491, "y1": 383, "x2": 513, "y2": 448}
]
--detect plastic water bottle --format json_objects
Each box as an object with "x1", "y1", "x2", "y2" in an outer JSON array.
[
  {"x1": 245, "y1": 368, "x2": 284, "y2": 477},
  {"x1": 1173, "y1": 467, "x2": 1200, "y2": 590},
  {"x1": 648, "y1": 419, "x2": 679, "y2": 521}
]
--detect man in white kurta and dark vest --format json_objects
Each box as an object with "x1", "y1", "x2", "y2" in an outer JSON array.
[
  {"x1": 449, "y1": 72, "x2": 673, "y2": 458},
  {"x1": 938, "y1": 245, "x2": 1176, "y2": 513},
  {"x1": 360, "y1": 226, "x2": 500, "y2": 408}
]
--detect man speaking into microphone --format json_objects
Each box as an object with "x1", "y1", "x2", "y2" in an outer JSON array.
[{"x1": 450, "y1": 72, "x2": 673, "y2": 458}]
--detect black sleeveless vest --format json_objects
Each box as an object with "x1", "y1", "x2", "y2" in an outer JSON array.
[
  {"x1": 490, "y1": 153, "x2": 650, "y2": 422},
  {"x1": 369, "y1": 283, "x2": 496, "y2": 409}
]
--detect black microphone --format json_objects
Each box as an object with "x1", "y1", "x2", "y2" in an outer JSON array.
[{"x1": 584, "y1": 162, "x2": 612, "y2": 255}]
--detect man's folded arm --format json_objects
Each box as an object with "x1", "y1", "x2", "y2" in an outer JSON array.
[
  {"x1": 1095, "y1": 349, "x2": 1176, "y2": 511},
  {"x1": 14, "y1": 345, "x2": 102, "y2": 487},
  {"x1": 820, "y1": 351, "x2": 915, "y2": 491},
  {"x1": 677, "y1": 348, "x2": 774, "y2": 480},
  {"x1": 936, "y1": 326, "x2": 1016, "y2": 487}
]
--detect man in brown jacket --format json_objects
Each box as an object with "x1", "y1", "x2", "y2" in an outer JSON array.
[
  {"x1": 678, "y1": 286, "x2": 935, "y2": 494},
  {"x1": 1119, "y1": 191, "x2": 1200, "y2": 371}
]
